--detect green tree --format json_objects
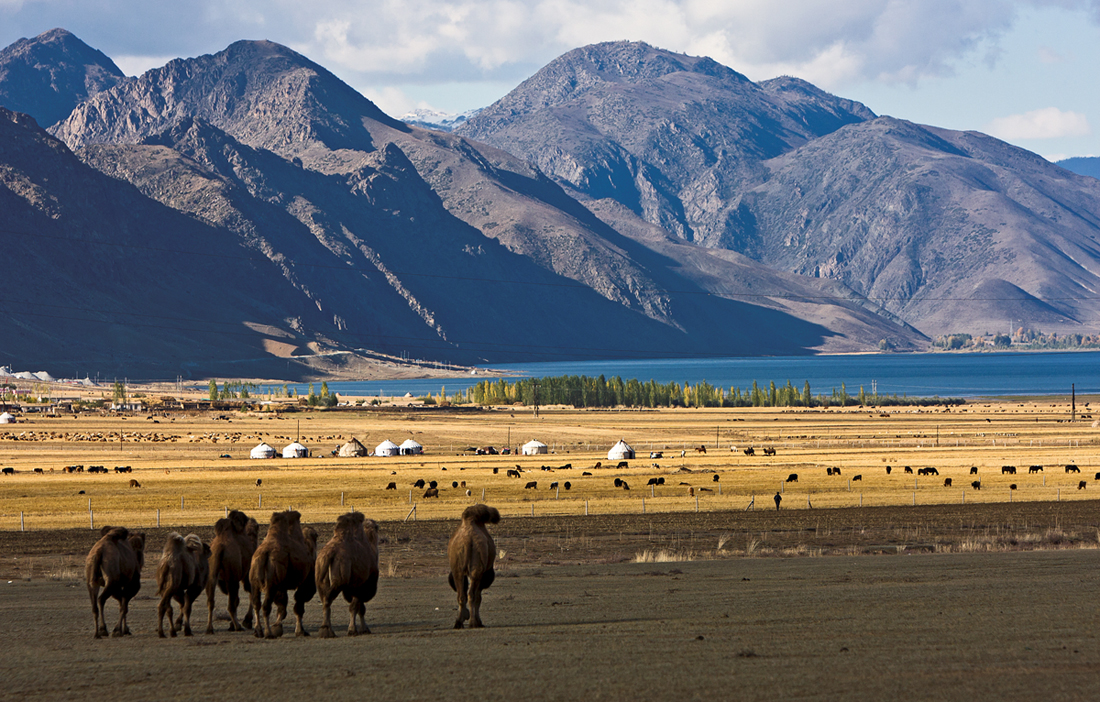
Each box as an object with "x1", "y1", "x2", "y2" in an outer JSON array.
[{"x1": 208, "y1": 379, "x2": 218, "y2": 401}]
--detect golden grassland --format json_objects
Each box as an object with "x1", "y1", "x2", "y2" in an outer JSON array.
[{"x1": 1, "y1": 399, "x2": 1099, "y2": 531}]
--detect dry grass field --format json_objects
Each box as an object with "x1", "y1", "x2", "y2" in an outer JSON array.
[{"x1": 1, "y1": 399, "x2": 1098, "y2": 531}]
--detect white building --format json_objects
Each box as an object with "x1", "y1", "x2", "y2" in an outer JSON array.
[
  {"x1": 282, "y1": 442, "x2": 309, "y2": 458},
  {"x1": 522, "y1": 439, "x2": 548, "y2": 455},
  {"x1": 607, "y1": 439, "x2": 635, "y2": 461},
  {"x1": 374, "y1": 439, "x2": 400, "y2": 457}
]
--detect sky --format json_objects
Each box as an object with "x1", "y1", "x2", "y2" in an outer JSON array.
[{"x1": 2, "y1": 0, "x2": 1099, "y2": 160}]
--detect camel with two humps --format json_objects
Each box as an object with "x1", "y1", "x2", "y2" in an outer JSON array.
[
  {"x1": 448, "y1": 504, "x2": 500, "y2": 629},
  {"x1": 315, "y1": 512, "x2": 380, "y2": 638},
  {"x1": 206, "y1": 509, "x2": 260, "y2": 633},
  {"x1": 85, "y1": 526, "x2": 146, "y2": 639},
  {"x1": 249, "y1": 510, "x2": 318, "y2": 638},
  {"x1": 156, "y1": 532, "x2": 210, "y2": 637}
]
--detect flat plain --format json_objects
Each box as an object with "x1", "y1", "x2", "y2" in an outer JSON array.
[{"x1": 2, "y1": 399, "x2": 1100, "y2": 700}]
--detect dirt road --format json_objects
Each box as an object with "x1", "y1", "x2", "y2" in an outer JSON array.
[{"x1": 2, "y1": 548, "x2": 1098, "y2": 701}]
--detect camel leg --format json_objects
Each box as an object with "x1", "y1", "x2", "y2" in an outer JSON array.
[
  {"x1": 469, "y1": 576, "x2": 485, "y2": 628},
  {"x1": 89, "y1": 584, "x2": 107, "y2": 639},
  {"x1": 345, "y1": 597, "x2": 359, "y2": 637},
  {"x1": 227, "y1": 580, "x2": 244, "y2": 631},
  {"x1": 270, "y1": 590, "x2": 288, "y2": 638},
  {"x1": 182, "y1": 594, "x2": 194, "y2": 637},
  {"x1": 111, "y1": 594, "x2": 127, "y2": 637},
  {"x1": 157, "y1": 595, "x2": 168, "y2": 638},
  {"x1": 454, "y1": 574, "x2": 469, "y2": 629},
  {"x1": 293, "y1": 589, "x2": 310, "y2": 637},
  {"x1": 251, "y1": 588, "x2": 269, "y2": 639},
  {"x1": 205, "y1": 580, "x2": 217, "y2": 634},
  {"x1": 241, "y1": 580, "x2": 254, "y2": 629},
  {"x1": 318, "y1": 589, "x2": 336, "y2": 639}
]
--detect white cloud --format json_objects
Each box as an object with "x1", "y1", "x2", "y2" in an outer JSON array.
[{"x1": 984, "y1": 107, "x2": 1091, "y2": 139}]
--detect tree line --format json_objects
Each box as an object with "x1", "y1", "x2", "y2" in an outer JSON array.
[{"x1": 464, "y1": 375, "x2": 961, "y2": 408}]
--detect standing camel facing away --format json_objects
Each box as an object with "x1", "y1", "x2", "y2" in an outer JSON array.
[
  {"x1": 315, "y1": 512, "x2": 380, "y2": 638},
  {"x1": 85, "y1": 526, "x2": 146, "y2": 639},
  {"x1": 249, "y1": 510, "x2": 318, "y2": 639},
  {"x1": 206, "y1": 510, "x2": 260, "y2": 634},
  {"x1": 156, "y1": 533, "x2": 210, "y2": 637},
  {"x1": 448, "y1": 504, "x2": 500, "y2": 629}
]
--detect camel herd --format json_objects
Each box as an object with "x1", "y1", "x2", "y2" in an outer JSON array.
[{"x1": 84, "y1": 505, "x2": 499, "y2": 639}]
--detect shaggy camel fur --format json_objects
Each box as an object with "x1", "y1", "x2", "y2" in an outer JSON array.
[
  {"x1": 249, "y1": 510, "x2": 318, "y2": 638},
  {"x1": 315, "y1": 512, "x2": 380, "y2": 638},
  {"x1": 155, "y1": 533, "x2": 210, "y2": 637},
  {"x1": 205, "y1": 510, "x2": 260, "y2": 634},
  {"x1": 448, "y1": 504, "x2": 500, "y2": 629},
  {"x1": 85, "y1": 526, "x2": 146, "y2": 639}
]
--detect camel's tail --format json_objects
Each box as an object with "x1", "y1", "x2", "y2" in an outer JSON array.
[
  {"x1": 161, "y1": 532, "x2": 185, "y2": 557},
  {"x1": 184, "y1": 533, "x2": 203, "y2": 552},
  {"x1": 461, "y1": 504, "x2": 500, "y2": 526}
]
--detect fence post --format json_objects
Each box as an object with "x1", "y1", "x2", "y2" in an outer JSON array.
[
  {"x1": 157, "y1": 508, "x2": 161, "y2": 527},
  {"x1": 585, "y1": 500, "x2": 589, "y2": 516},
  {"x1": 860, "y1": 493, "x2": 863, "y2": 507},
  {"x1": 258, "y1": 494, "x2": 262, "y2": 508},
  {"x1": 181, "y1": 496, "x2": 184, "y2": 510},
  {"x1": 341, "y1": 492, "x2": 345, "y2": 506},
  {"x1": 912, "y1": 492, "x2": 916, "y2": 506},
  {"x1": 20, "y1": 511, "x2": 24, "y2": 532},
  {"x1": 224, "y1": 506, "x2": 228, "y2": 518},
  {"x1": 642, "y1": 497, "x2": 646, "y2": 514},
  {"x1": 482, "y1": 488, "x2": 485, "y2": 501},
  {"x1": 89, "y1": 509, "x2": 94, "y2": 530},
  {"x1": 718, "y1": 484, "x2": 721, "y2": 495},
  {"x1": 556, "y1": 486, "x2": 560, "y2": 499},
  {"x1": 695, "y1": 496, "x2": 699, "y2": 513},
  {"x1": 531, "y1": 504, "x2": 534, "y2": 517},
  {"x1": 409, "y1": 490, "x2": 412, "y2": 504}
]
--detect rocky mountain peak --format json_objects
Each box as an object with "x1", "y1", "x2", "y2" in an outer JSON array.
[{"x1": 0, "y1": 27, "x2": 126, "y2": 128}]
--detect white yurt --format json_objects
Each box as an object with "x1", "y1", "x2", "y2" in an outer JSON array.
[
  {"x1": 607, "y1": 439, "x2": 635, "y2": 461},
  {"x1": 399, "y1": 439, "x2": 423, "y2": 455},
  {"x1": 522, "y1": 439, "x2": 548, "y2": 456},
  {"x1": 0, "y1": 412, "x2": 14, "y2": 424},
  {"x1": 338, "y1": 438, "x2": 368, "y2": 457},
  {"x1": 282, "y1": 442, "x2": 309, "y2": 458},
  {"x1": 374, "y1": 439, "x2": 400, "y2": 457},
  {"x1": 249, "y1": 442, "x2": 275, "y2": 459}
]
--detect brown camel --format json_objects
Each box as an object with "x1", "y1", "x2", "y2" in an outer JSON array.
[
  {"x1": 448, "y1": 504, "x2": 500, "y2": 629},
  {"x1": 315, "y1": 512, "x2": 380, "y2": 638},
  {"x1": 248, "y1": 510, "x2": 318, "y2": 639},
  {"x1": 155, "y1": 533, "x2": 210, "y2": 637},
  {"x1": 85, "y1": 526, "x2": 146, "y2": 639},
  {"x1": 205, "y1": 510, "x2": 259, "y2": 634}
]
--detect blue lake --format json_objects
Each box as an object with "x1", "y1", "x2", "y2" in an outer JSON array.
[{"x1": 281, "y1": 351, "x2": 1100, "y2": 399}]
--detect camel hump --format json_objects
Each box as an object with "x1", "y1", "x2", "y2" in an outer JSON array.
[
  {"x1": 362, "y1": 519, "x2": 380, "y2": 545},
  {"x1": 461, "y1": 504, "x2": 500, "y2": 526},
  {"x1": 184, "y1": 533, "x2": 203, "y2": 552},
  {"x1": 335, "y1": 511, "x2": 365, "y2": 531},
  {"x1": 102, "y1": 526, "x2": 129, "y2": 540},
  {"x1": 163, "y1": 532, "x2": 185, "y2": 554},
  {"x1": 214, "y1": 517, "x2": 232, "y2": 536}
]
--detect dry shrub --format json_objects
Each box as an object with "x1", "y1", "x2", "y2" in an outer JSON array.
[{"x1": 632, "y1": 549, "x2": 695, "y2": 563}]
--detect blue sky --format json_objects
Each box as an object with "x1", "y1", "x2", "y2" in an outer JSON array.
[{"x1": 2, "y1": 0, "x2": 1098, "y2": 160}]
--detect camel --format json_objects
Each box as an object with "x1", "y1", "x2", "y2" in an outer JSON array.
[
  {"x1": 85, "y1": 526, "x2": 146, "y2": 639},
  {"x1": 205, "y1": 510, "x2": 260, "y2": 634},
  {"x1": 155, "y1": 533, "x2": 210, "y2": 637},
  {"x1": 249, "y1": 510, "x2": 318, "y2": 638},
  {"x1": 315, "y1": 512, "x2": 380, "y2": 638},
  {"x1": 448, "y1": 504, "x2": 500, "y2": 629}
]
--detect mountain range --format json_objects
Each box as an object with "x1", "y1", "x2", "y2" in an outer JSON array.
[{"x1": 2, "y1": 29, "x2": 1099, "y2": 378}]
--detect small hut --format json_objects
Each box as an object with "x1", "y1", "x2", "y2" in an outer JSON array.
[
  {"x1": 249, "y1": 442, "x2": 275, "y2": 459},
  {"x1": 399, "y1": 439, "x2": 423, "y2": 455},
  {"x1": 607, "y1": 439, "x2": 635, "y2": 461},
  {"x1": 282, "y1": 442, "x2": 309, "y2": 458},
  {"x1": 0, "y1": 412, "x2": 14, "y2": 424},
  {"x1": 338, "y1": 438, "x2": 368, "y2": 457},
  {"x1": 374, "y1": 439, "x2": 400, "y2": 457},
  {"x1": 522, "y1": 439, "x2": 548, "y2": 456}
]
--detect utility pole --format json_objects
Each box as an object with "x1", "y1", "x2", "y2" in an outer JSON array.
[{"x1": 1072, "y1": 383, "x2": 1076, "y2": 422}]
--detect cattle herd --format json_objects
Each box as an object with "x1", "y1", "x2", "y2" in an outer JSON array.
[{"x1": 84, "y1": 505, "x2": 500, "y2": 640}]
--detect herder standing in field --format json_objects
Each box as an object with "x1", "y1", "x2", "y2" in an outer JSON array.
[{"x1": 774, "y1": 492, "x2": 782, "y2": 511}]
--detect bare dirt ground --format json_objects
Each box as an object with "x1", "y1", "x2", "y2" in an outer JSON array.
[{"x1": 2, "y1": 547, "x2": 1098, "y2": 701}]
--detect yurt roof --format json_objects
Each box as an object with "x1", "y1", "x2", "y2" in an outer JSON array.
[
  {"x1": 252, "y1": 442, "x2": 273, "y2": 450},
  {"x1": 376, "y1": 439, "x2": 400, "y2": 450},
  {"x1": 610, "y1": 439, "x2": 633, "y2": 450},
  {"x1": 399, "y1": 439, "x2": 423, "y2": 448},
  {"x1": 523, "y1": 439, "x2": 547, "y2": 447},
  {"x1": 283, "y1": 442, "x2": 307, "y2": 451}
]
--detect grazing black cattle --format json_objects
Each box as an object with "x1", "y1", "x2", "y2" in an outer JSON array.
[
  {"x1": 971, "y1": 480, "x2": 981, "y2": 490},
  {"x1": 492, "y1": 467, "x2": 499, "y2": 474},
  {"x1": 424, "y1": 487, "x2": 440, "y2": 498},
  {"x1": 1001, "y1": 466, "x2": 1016, "y2": 475},
  {"x1": 903, "y1": 466, "x2": 913, "y2": 474},
  {"x1": 613, "y1": 478, "x2": 623, "y2": 488},
  {"x1": 852, "y1": 475, "x2": 862, "y2": 481},
  {"x1": 621, "y1": 481, "x2": 630, "y2": 490},
  {"x1": 885, "y1": 466, "x2": 892, "y2": 475},
  {"x1": 33, "y1": 468, "x2": 44, "y2": 474},
  {"x1": 452, "y1": 481, "x2": 459, "y2": 488},
  {"x1": 833, "y1": 467, "x2": 842, "y2": 476},
  {"x1": 460, "y1": 481, "x2": 466, "y2": 488},
  {"x1": 564, "y1": 482, "x2": 571, "y2": 490},
  {"x1": 549, "y1": 482, "x2": 558, "y2": 490},
  {"x1": 743, "y1": 448, "x2": 755, "y2": 456},
  {"x1": 763, "y1": 447, "x2": 776, "y2": 456},
  {"x1": 506, "y1": 469, "x2": 521, "y2": 479},
  {"x1": 524, "y1": 481, "x2": 537, "y2": 489},
  {"x1": 581, "y1": 471, "x2": 592, "y2": 476},
  {"x1": 429, "y1": 480, "x2": 438, "y2": 489},
  {"x1": 927, "y1": 467, "x2": 939, "y2": 476},
  {"x1": 785, "y1": 474, "x2": 798, "y2": 483},
  {"x1": 970, "y1": 467, "x2": 978, "y2": 475},
  {"x1": 413, "y1": 479, "x2": 426, "y2": 489},
  {"x1": 558, "y1": 464, "x2": 572, "y2": 470},
  {"x1": 1066, "y1": 464, "x2": 1081, "y2": 473},
  {"x1": 943, "y1": 478, "x2": 952, "y2": 487},
  {"x1": 1010, "y1": 484, "x2": 1017, "y2": 490},
  {"x1": 594, "y1": 462, "x2": 602, "y2": 470},
  {"x1": 2, "y1": 467, "x2": 14, "y2": 476},
  {"x1": 826, "y1": 467, "x2": 834, "y2": 476},
  {"x1": 917, "y1": 467, "x2": 929, "y2": 476},
  {"x1": 712, "y1": 475, "x2": 719, "y2": 482},
  {"x1": 1079, "y1": 481, "x2": 1088, "y2": 490},
  {"x1": 647, "y1": 478, "x2": 660, "y2": 486},
  {"x1": 616, "y1": 461, "x2": 629, "y2": 469},
  {"x1": 539, "y1": 467, "x2": 553, "y2": 472},
  {"x1": 1095, "y1": 472, "x2": 1100, "y2": 481},
  {"x1": 256, "y1": 479, "x2": 262, "y2": 487},
  {"x1": 385, "y1": 482, "x2": 397, "y2": 490},
  {"x1": 1029, "y1": 465, "x2": 1043, "y2": 473}
]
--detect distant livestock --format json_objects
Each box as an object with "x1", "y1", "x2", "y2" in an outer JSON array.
[
  {"x1": 1001, "y1": 466, "x2": 1016, "y2": 475},
  {"x1": 582, "y1": 471, "x2": 592, "y2": 476},
  {"x1": 1079, "y1": 481, "x2": 1088, "y2": 490},
  {"x1": 549, "y1": 482, "x2": 558, "y2": 490},
  {"x1": 785, "y1": 474, "x2": 798, "y2": 483},
  {"x1": 743, "y1": 448, "x2": 755, "y2": 456},
  {"x1": 385, "y1": 482, "x2": 397, "y2": 490},
  {"x1": 129, "y1": 479, "x2": 141, "y2": 488},
  {"x1": 852, "y1": 475, "x2": 862, "y2": 481},
  {"x1": 524, "y1": 481, "x2": 537, "y2": 490},
  {"x1": 256, "y1": 479, "x2": 262, "y2": 487},
  {"x1": 1010, "y1": 484, "x2": 1017, "y2": 490},
  {"x1": 763, "y1": 447, "x2": 776, "y2": 456},
  {"x1": 903, "y1": 466, "x2": 913, "y2": 474},
  {"x1": 424, "y1": 487, "x2": 440, "y2": 498},
  {"x1": 1029, "y1": 465, "x2": 1043, "y2": 473},
  {"x1": 649, "y1": 452, "x2": 663, "y2": 459},
  {"x1": 620, "y1": 481, "x2": 630, "y2": 491},
  {"x1": 616, "y1": 461, "x2": 629, "y2": 469},
  {"x1": 970, "y1": 467, "x2": 979, "y2": 475},
  {"x1": 944, "y1": 478, "x2": 953, "y2": 487},
  {"x1": 452, "y1": 481, "x2": 459, "y2": 488},
  {"x1": 564, "y1": 482, "x2": 571, "y2": 490},
  {"x1": 506, "y1": 470, "x2": 521, "y2": 479},
  {"x1": 885, "y1": 466, "x2": 892, "y2": 475},
  {"x1": 971, "y1": 480, "x2": 981, "y2": 490},
  {"x1": 413, "y1": 479, "x2": 426, "y2": 489},
  {"x1": 1066, "y1": 464, "x2": 1081, "y2": 473},
  {"x1": 695, "y1": 446, "x2": 707, "y2": 454},
  {"x1": 712, "y1": 474, "x2": 719, "y2": 482}
]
